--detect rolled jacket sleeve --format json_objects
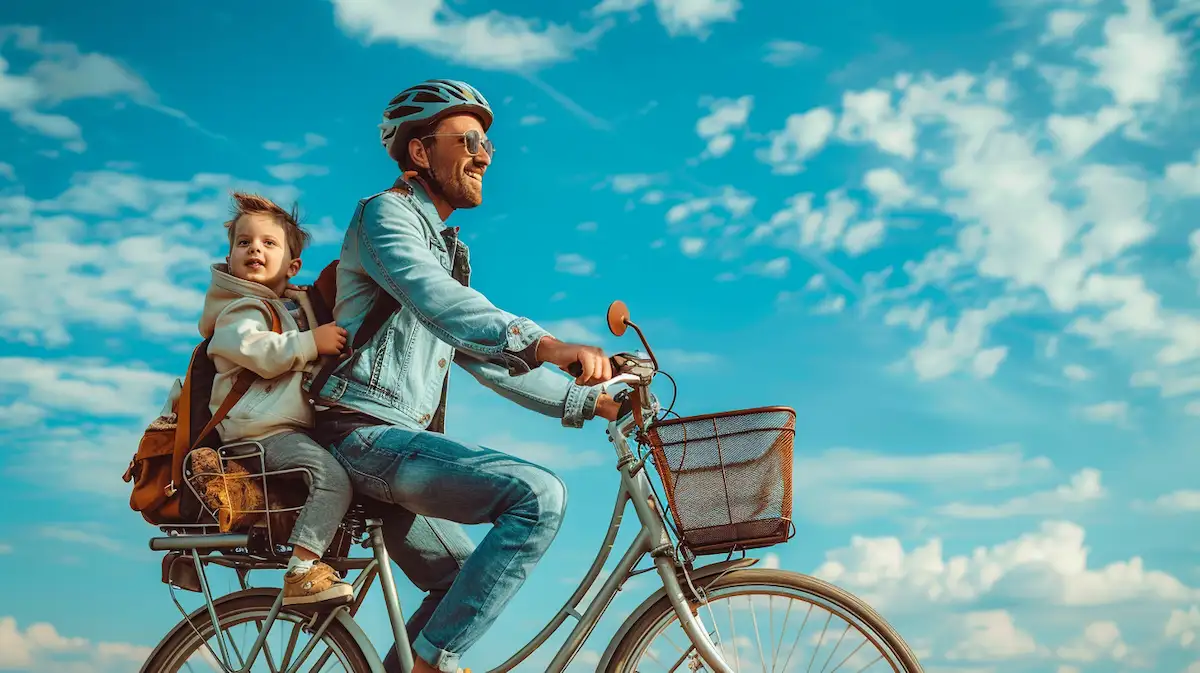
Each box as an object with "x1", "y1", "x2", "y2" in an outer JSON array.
[
  {"x1": 358, "y1": 193, "x2": 548, "y2": 374},
  {"x1": 454, "y1": 353, "x2": 602, "y2": 428}
]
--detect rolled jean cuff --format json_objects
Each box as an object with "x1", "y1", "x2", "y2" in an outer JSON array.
[{"x1": 413, "y1": 632, "x2": 461, "y2": 673}]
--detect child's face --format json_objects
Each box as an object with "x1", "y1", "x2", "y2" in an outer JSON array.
[{"x1": 227, "y1": 213, "x2": 301, "y2": 294}]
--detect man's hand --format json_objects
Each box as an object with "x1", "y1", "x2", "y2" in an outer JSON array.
[
  {"x1": 594, "y1": 393, "x2": 623, "y2": 421},
  {"x1": 536, "y1": 336, "x2": 613, "y2": 386},
  {"x1": 313, "y1": 323, "x2": 349, "y2": 356}
]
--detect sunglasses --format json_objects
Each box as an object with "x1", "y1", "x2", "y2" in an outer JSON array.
[{"x1": 420, "y1": 129, "x2": 495, "y2": 158}]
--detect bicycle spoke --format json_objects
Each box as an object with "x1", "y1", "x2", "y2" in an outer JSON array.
[
  {"x1": 747, "y1": 595, "x2": 768, "y2": 673},
  {"x1": 818, "y1": 623, "x2": 850, "y2": 673},
  {"x1": 278, "y1": 621, "x2": 302, "y2": 672},
  {"x1": 624, "y1": 580, "x2": 914, "y2": 673}
]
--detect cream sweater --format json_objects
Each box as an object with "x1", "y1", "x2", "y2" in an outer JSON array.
[{"x1": 198, "y1": 263, "x2": 321, "y2": 442}]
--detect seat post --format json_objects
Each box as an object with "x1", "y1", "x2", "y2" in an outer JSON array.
[{"x1": 367, "y1": 518, "x2": 416, "y2": 673}]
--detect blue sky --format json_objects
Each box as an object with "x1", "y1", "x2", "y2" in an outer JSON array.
[{"x1": 1, "y1": 0, "x2": 1199, "y2": 670}]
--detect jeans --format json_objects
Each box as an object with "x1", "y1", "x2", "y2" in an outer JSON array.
[
  {"x1": 258, "y1": 430, "x2": 352, "y2": 556},
  {"x1": 327, "y1": 424, "x2": 569, "y2": 673}
]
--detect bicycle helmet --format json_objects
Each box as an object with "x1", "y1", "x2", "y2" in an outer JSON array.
[{"x1": 380, "y1": 79, "x2": 494, "y2": 163}]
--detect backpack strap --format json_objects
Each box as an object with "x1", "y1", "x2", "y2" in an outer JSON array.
[
  {"x1": 165, "y1": 300, "x2": 282, "y2": 499},
  {"x1": 307, "y1": 291, "x2": 397, "y2": 406}
]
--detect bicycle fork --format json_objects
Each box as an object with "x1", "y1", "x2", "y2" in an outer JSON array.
[{"x1": 622, "y1": 450, "x2": 735, "y2": 673}]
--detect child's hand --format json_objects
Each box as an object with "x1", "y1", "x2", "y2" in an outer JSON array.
[{"x1": 313, "y1": 323, "x2": 348, "y2": 356}]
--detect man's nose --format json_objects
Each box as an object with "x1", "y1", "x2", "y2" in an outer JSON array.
[{"x1": 475, "y1": 149, "x2": 491, "y2": 167}]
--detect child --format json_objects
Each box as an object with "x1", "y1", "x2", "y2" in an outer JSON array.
[{"x1": 197, "y1": 191, "x2": 354, "y2": 607}]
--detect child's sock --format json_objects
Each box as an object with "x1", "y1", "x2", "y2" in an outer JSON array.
[{"x1": 286, "y1": 555, "x2": 315, "y2": 576}]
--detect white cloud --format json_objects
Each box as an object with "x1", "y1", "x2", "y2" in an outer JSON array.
[
  {"x1": 1167, "y1": 151, "x2": 1200, "y2": 195},
  {"x1": 1079, "y1": 400, "x2": 1129, "y2": 424},
  {"x1": 1165, "y1": 606, "x2": 1200, "y2": 648},
  {"x1": 0, "y1": 162, "x2": 14, "y2": 181},
  {"x1": 680, "y1": 237, "x2": 705, "y2": 256},
  {"x1": 758, "y1": 107, "x2": 835, "y2": 174},
  {"x1": 907, "y1": 296, "x2": 1025, "y2": 381},
  {"x1": 804, "y1": 273, "x2": 826, "y2": 291},
  {"x1": 1042, "y1": 9, "x2": 1089, "y2": 42},
  {"x1": 39, "y1": 526, "x2": 123, "y2": 553},
  {"x1": 944, "y1": 610, "x2": 1040, "y2": 661},
  {"x1": 1056, "y1": 621, "x2": 1129, "y2": 663},
  {"x1": 1082, "y1": 0, "x2": 1185, "y2": 107},
  {"x1": 937, "y1": 468, "x2": 1106, "y2": 519},
  {"x1": 748, "y1": 256, "x2": 789, "y2": 278},
  {"x1": 555, "y1": 253, "x2": 596, "y2": 276},
  {"x1": 608, "y1": 173, "x2": 658, "y2": 193},
  {"x1": 0, "y1": 26, "x2": 198, "y2": 150},
  {"x1": 884, "y1": 301, "x2": 930, "y2": 330},
  {"x1": 798, "y1": 444, "x2": 1052, "y2": 491},
  {"x1": 695, "y1": 95, "x2": 752, "y2": 158},
  {"x1": 863, "y1": 167, "x2": 915, "y2": 208},
  {"x1": 814, "y1": 520, "x2": 1199, "y2": 610},
  {"x1": 576, "y1": 220, "x2": 598, "y2": 232},
  {"x1": 0, "y1": 615, "x2": 150, "y2": 672},
  {"x1": 1139, "y1": 490, "x2": 1200, "y2": 514},
  {"x1": 482, "y1": 432, "x2": 606, "y2": 469},
  {"x1": 1064, "y1": 364, "x2": 1093, "y2": 381},
  {"x1": 330, "y1": 0, "x2": 601, "y2": 71},
  {"x1": 0, "y1": 543, "x2": 10, "y2": 554},
  {"x1": 542, "y1": 318, "x2": 603, "y2": 344},
  {"x1": 262, "y1": 132, "x2": 327, "y2": 160},
  {"x1": 592, "y1": 0, "x2": 742, "y2": 38},
  {"x1": 813, "y1": 295, "x2": 846, "y2": 315},
  {"x1": 0, "y1": 357, "x2": 174, "y2": 418},
  {"x1": 842, "y1": 218, "x2": 887, "y2": 255},
  {"x1": 665, "y1": 186, "x2": 755, "y2": 225},
  {"x1": 1046, "y1": 105, "x2": 1133, "y2": 159},
  {"x1": 266, "y1": 163, "x2": 330, "y2": 182},
  {"x1": 652, "y1": 0, "x2": 742, "y2": 38},
  {"x1": 836, "y1": 88, "x2": 916, "y2": 159},
  {"x1": 762, "y1": 39, "x2": 817, "y2": 66},
  {"x1": 520, "y1": 114, "x2": 546, "y2": 126}
]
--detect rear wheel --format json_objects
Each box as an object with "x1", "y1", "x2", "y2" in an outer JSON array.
[
  {"x1": 142, "y1": 592, "x2": 373, "y2": 672},
  {"x1": 607, "y1": 568, "x2": 923, "y2": 672}
]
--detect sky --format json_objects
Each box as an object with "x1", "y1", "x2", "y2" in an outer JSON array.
[{"x1": 0, "y1": 0, "x2": 1199, "y2": 671}]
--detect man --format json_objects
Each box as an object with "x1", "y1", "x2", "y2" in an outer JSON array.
[{"x1": 311, "y1": 79, "x2": 623, "y2": 673}]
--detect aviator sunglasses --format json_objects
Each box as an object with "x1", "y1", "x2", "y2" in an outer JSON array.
[{"x1": 420, "y1": 129, "x2": 495, "y2": 158}]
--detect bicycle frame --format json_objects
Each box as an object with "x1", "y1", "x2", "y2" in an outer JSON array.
[{"x1": 148, "y1": 398, "x2": 740, "y2": 673}]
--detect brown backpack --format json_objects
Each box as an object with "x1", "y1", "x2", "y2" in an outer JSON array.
[{"x1": 122, "y1": 301, "x2": 282, "y2": 525}]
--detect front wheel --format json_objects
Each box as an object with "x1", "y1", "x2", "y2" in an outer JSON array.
[{"x1": 607, "y1": 568, "x2": 923, "y2": 673}]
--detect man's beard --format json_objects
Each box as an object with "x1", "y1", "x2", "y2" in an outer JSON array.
[{"x1": 427, "y1": 162, "x2": 482, "y2": 210}]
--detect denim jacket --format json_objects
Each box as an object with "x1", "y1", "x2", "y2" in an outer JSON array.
[{"x1": 309, "y1": 180, "x2": 600, "y2": 431}]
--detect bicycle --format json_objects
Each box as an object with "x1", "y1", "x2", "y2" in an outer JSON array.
[{"x1": 139, "y1": 300, "x2": 925, "y2": 673}]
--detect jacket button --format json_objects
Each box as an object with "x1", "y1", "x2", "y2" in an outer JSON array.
[
  {"x1": 510, "y1": 326, "x2": 520, "y2": 335},
  {"x1": 420, "y1": 413, "x2": 430, "y2": 422},
  {"x1": 438, "y1": 358, "x2": 447, "y2": 368}
]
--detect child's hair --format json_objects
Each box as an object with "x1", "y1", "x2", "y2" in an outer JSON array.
[{"x1": 224, "y1": 191, "x2": 311, "y2": 259}]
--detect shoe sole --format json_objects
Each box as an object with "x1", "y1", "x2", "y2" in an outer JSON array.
[{"x1": 282, "y1": 584, "x2": 354, "y2": 606}]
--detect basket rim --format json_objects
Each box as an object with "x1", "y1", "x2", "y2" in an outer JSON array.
[{"x1": 647, "y1": 405, "x2": 796, "y2": 429}]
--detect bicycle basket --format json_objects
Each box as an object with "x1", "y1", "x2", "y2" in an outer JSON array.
[{"x1": 645, "y1": 406, "x2": 795, "y2": 556}]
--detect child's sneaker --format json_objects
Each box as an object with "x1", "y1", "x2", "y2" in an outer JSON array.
[{"x1": 282, "y1": 562, "x2": 353, "y2": 607}]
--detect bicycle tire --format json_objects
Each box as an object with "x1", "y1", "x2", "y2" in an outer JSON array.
[
  {"x1": 142, "y1": 592, "x2": 374, "y2": 673},
  {"x1": 605, "y1": 568, "x2": 924, "y2": 673}
]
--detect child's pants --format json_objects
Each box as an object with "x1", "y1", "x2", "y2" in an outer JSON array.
[{"x1": 259, "y1": 430, "x2": 353, "y2": 556}]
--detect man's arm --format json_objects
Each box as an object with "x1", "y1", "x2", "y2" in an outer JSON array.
[
  {"x1": 208, "y1": 299, "x2": 318, "y2": 379},
  {"x1": 357, "y1": 194, "x2": 545, "y2": 375},
  {"x1": 453, "y1": 352, "x2": 622, "y2": 427}
]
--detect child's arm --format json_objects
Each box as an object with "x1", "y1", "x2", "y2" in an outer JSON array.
[{"x1": 208, "y1": 299, "x2": 318, "y2": 379}]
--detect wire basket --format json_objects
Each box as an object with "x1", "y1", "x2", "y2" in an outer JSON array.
[
  {"x1": 181, "y1": 442, "x2": 353, "y2": 559},
  {"x1": 645, "y1": 406, "x2": 796, "y2": 556}
]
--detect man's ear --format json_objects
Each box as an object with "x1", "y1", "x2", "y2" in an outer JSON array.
[
  {"x1": 408, "y1": 137, "x2": 431, "y2": 170},
  {"x1": 287, "y1": 257, "x2": 302, "y2": 279}
]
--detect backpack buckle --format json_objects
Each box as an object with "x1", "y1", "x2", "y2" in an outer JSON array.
[{"x1": 163, "y1": 480, "x2": 177, "y2": 497}]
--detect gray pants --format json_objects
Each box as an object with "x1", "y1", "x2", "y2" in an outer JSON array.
[{"x1": 259, "y1": 430, "x2": 353, "y2": 557}]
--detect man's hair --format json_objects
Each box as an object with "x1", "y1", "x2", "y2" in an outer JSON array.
[{"x1": 223, "y1": 191, "x2": 310, "y2": 258}]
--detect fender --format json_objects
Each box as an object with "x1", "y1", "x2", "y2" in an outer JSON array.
[
  {"x1": 139, "y1": 587, "x2": 384, "y2": 672},
  {"x1": 597, "y1": 557, "x2": 759, "y2": 671}
]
